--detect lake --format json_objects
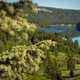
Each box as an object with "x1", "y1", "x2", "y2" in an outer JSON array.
[
  {"x1": 40, "y1": 26, "x2": 80, "y2": 44},
  {"x1": 73, "y1": 37, "x2": 80, "y2": 45},
  {"x1": 40, "y1": 27, "x2": 68, "y2": 33},
  {"x1": 40, "y1": 25, "x2": 71, "y2": 33}
]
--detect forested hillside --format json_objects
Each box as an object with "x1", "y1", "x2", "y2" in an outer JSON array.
[{"x1": 29, "y1": 6, "x2": 80, "y2": 26}]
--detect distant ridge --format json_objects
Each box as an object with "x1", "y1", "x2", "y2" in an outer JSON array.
[
  {"x1": 31, "y1": 6, "x2": 80, "y2": 26},
  {"x1": 38, "y1": 6, "x2": 80, "y2": 11}
]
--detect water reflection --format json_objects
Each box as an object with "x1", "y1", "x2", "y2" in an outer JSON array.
[
  {"x1": 72, "y1": 37, "x2": 80, "y2": 45},
  {"x1": 40, "y1": 27, "x2": 68, "y2": 33}
]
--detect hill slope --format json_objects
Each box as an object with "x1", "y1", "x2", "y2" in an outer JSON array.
[{"x1": 30, "y1": 6, "x2": 80, "y2": 26}]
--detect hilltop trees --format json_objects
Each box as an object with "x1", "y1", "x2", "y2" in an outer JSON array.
[{"x1": 0, "y1": 0, "x2": 37, "y2": 18}]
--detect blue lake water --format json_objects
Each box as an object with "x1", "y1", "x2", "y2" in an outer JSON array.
[
  {"x1": 40, "y1": 27, "x2": 68, "y2": 33},
  {"x1": 40, "y1": 27, "x2": 80, "y2": 44},
  {"x1": 72, "y1": 37, "x2": 80, "y2": 45}
]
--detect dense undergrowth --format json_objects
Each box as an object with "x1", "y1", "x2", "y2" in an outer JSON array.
[{"x1": 0, "y1": 0, "x2": 80, "y2": 80}]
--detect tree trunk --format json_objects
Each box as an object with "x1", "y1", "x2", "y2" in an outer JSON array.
[{"x1": 70, "y1": 69, "x2": 74, "y2": 77}]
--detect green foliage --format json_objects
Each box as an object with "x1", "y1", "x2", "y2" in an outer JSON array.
[
  {"x1": 23, "y1": 0, "x2": 37, "y2": 13},
  {"x1": 0, "y1": 15, "x2": 37, "y2": 52},
  {"x1": 0, "y1": 1, "x2": 79, "y2": 80},
  {"x1": 27, "y1": 73, "x2": 51, "y2": 80},
  {"x1": 0, "y1": 45, "x2": 45, "y2": 80},
  {"x1": 45, "y1": 53, "x2": 63, "y2": 80},
  {"x1": 0, "y1": 31, "x2": 79, "y2": 80}
]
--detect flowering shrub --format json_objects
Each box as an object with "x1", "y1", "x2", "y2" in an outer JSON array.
[
  {"x1": 0, "y1": 40, "x2": 60, "y2": 80},
  {"x1": 0, "y1": 45, "x2": 45, "y2": 80},
  {"x1": 0, "y1": 15, "x2": 37, "y2": 52}
]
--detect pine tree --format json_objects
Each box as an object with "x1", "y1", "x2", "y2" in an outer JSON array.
[{"x1": 67, "y1": 47, "x2": 75, "y2": 77}]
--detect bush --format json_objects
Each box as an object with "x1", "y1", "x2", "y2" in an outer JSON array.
[
  {"x1": 0, "y1": 16, "x2": 37, "y2": 52},
  {"x1": 0, "y1": 45, "x2": 45, "y2": 80}
]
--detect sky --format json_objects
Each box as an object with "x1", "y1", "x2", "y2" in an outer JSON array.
[
  {"x1": 33, "y1": 0, "x2": 80, "y2": 10},
  {"x1": 7, "y1": 0, "x2": 80, "y2": 10}
]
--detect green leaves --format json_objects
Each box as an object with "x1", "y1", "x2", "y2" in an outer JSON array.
[
  {"x1": 0, "y1": 16, "x2": 37, "y2": 52},
  {"x1": 0, "y1": 44, "x2": 46, "y2": 80}
]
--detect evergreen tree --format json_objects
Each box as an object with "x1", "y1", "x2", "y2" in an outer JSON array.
[{"x1": 67, "y1": 47, "x2": 75, "y2": 77}]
